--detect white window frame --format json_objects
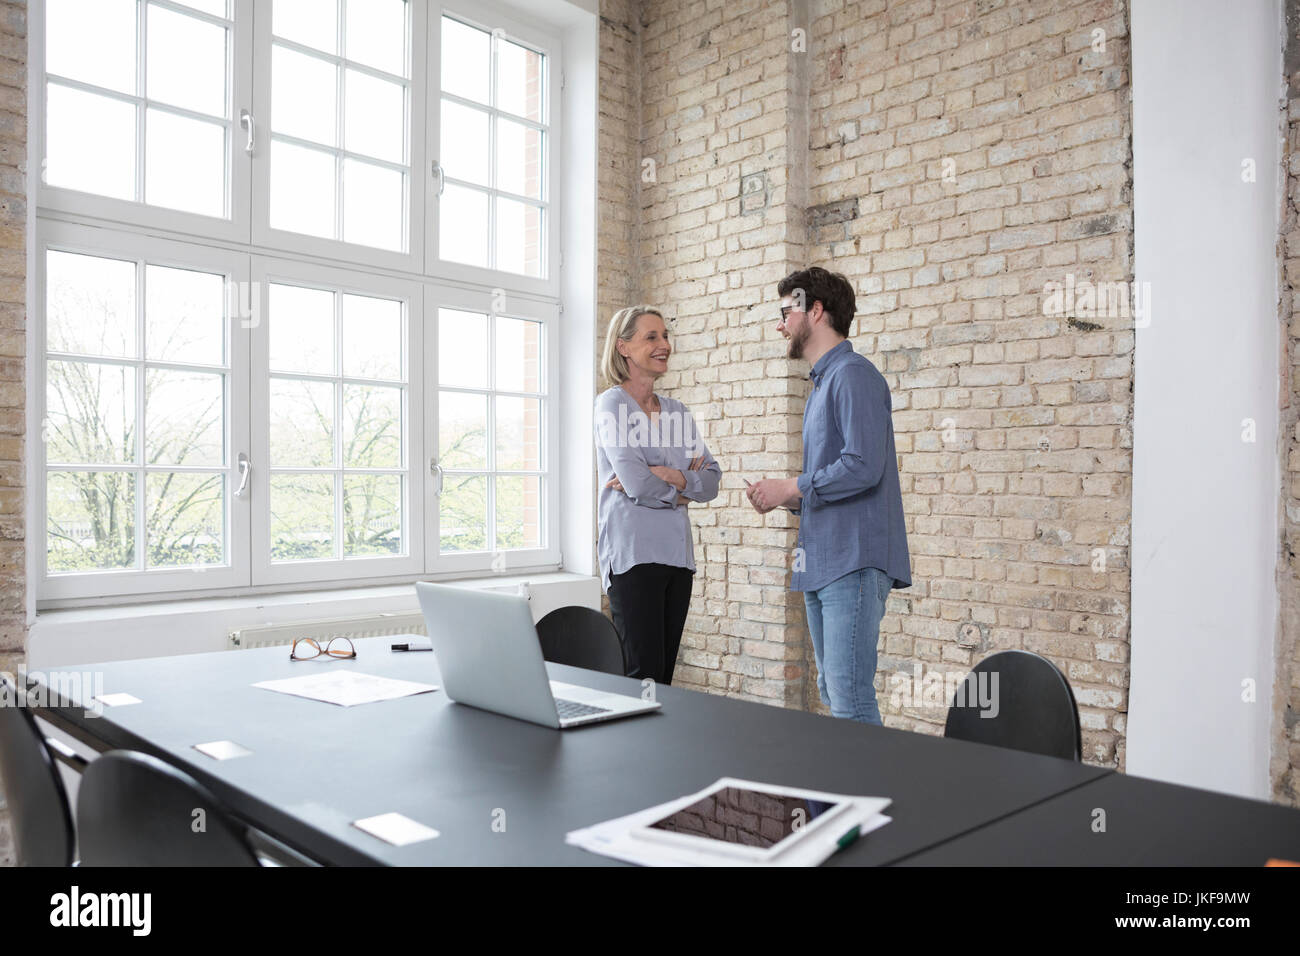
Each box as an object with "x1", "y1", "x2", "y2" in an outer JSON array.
[
  {"x1": 32, "y1": 0, "x2": 570, "y2": 608},
  {"x1": 424, "y1": 284, "x2": 560, "y2": 576},
  {"x1": 250, "y1": 256, "x2": 426, "y2": 587},
  {"x1": 249, "y1": 0, "x2": 429, "y2": 274},
  {"x1": 37, "y1": 220, "x2": 253, "y2": 601},
  {"x1": 426, "y1": 3, "x2": 562, "y2": 299},
  {"x1": 34, "y1": 0, "x2": 256, "y2": 245}
]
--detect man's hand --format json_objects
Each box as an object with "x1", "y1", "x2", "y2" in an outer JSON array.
[
  {"x1": 605, "y1": 475, "x2": 625, "y2": 494},
  {"x1": 746, "y1": 476, "x2": 801, "y2": 514}
]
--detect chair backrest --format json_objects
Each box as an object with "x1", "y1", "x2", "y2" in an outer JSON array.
[
  {"x1": 943, "y1": 650, "x2": 1082, "y2": 761},
  {"x1": 0, "y1": 674, "x2": 75, "y2": 866},
  {"x1": 76, "y1": 750, "x2": 260, "y2": 866},
  {"x1": 535, "y1": 605, "x2": 627, "y2": 676}
]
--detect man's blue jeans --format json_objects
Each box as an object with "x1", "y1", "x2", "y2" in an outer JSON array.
[{"x1": 803, "y1": 567, "x2": 892, "y2": 725}]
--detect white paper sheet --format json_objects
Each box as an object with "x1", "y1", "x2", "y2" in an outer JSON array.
[
  {"x1": 252, "y1": 671, "x2": 437, "y2": 707},
  {"x1": 566, "y1": 777, "x2": 893, "y2": 867}
]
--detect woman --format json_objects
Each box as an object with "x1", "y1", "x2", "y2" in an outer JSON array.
[{"x1": 595, "y1": 306, "x2": 721, "y2": 685}]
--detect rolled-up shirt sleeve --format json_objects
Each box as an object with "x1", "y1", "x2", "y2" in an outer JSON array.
[
  {"x1": 679, "y1": 410, "x2": 722, "y2": 502},
  {"x1": 796, "y1": 365, "x2": 888, "y2": 509}
]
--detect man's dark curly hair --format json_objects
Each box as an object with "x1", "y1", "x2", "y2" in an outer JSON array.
[{"x1": 777, "y1": 267, "x2": 856, "y2": 337}]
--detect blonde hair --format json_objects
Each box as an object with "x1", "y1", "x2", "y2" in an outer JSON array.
[{"x1": 601, "y1": 305, "x2": 664, "y2": 386}]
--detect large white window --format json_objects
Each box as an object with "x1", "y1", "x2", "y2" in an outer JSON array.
[{"x1": 34, "y1": 0, "x2": 565, "y2": 603}]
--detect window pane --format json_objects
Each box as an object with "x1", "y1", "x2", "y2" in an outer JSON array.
[
  {"x1": 438, "y1": 391, "x2": 485, "y2": 470},
  {"x1": 173, "y1": 0, "x2": 227, "y2": 15},
  {"x1": 439, "y1": 184, "x2": 488, "y2": 268},
  {"x1": 47, "y1": 471, "x2": 136, "y2": 572},
  {"x1": 438, "y1": 309, "x2": 487, "y2": 388},
  {"x1": 270, "y1": 473, "x2": 334, "y2": 561},
  {"x1": 496, "y1": 118, "x2": 543, "y2": 199},
  {"x1": 496, "y1": 38, "x2": 544, "y2": 123},
  {"x1": 45, "y1": 84, "x2": 135, "y2": 200},
  {"x1": 270, "y1": 284, "x2": 335, "y2": 374},
  {"x1": 342, "y1": 158, "x2": 404, "y2": 251},
  {"x1": 495, "y1": 475, "x2": 539, "y2": 550},
  {"x1": 270, "y1": 378, "x2": 335, "y2": 467},
  {"x1": 439, "y1": 473, "x2": 485, "y2": 552},
  {"x1": 272, "y1": 0, "x2": 338, "y2": 54},
  {"x1": 495, "y1": 197, "x2": 543, "y2": 277},
  {"x1": 146, "y1": 369, "x2": 225, "y2": 466},
  {"x1": 343, "y1": 384, "x2": 401, "y2": 468},
  {"x1": 440, "y1": 100, "x2": 489, "y2": 187},
  {"x1": 441, "y1": 17, "x2": 489, "y2": 105},
  {"x1": 344, "y1": 474, "x2": 401, "y2": 557},
  {"x1": 272, "y1": 44, "x2": 337, "y2": 146},
  {"x1": 46, "y1": 361, "x2": 136, "y2": 465},
  {"x1": 46, "y1": 250, "x2": 137, "y2": 358},
  {"x1": 146, "y1": 471, "x2": 224, "y2": 568},
  {"x1": 342, "y1": 294, "x2": 401, "y2": 380},
  {"x1": 495, "y1": 317, "x2": 541, "y2": 394},
  {"x1": 145, "y1": 265, "x2": 224, "y2": 366},
  {"x1": 495, "y1": 396, "x2": 539, "y2": 471},
  {"x1": 46, "y1": 0, "x2": 136, "y2": 94},
  {"x1": 270, "y1": 140, "x2": 336, "y2": 238},
  {"x1": 344, "y1": 0, "x2": 407, "y2": 76},
  {"x1": 145, "y1": 109, "x2": 226, "y2": 218},
  {"x1": 147, "y1": 4, "x2": 228, "y2": 117},
  {"x1": 344, "y1": 69, "x2": 405, "y2": 164}
]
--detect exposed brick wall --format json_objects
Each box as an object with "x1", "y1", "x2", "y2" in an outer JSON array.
[
  {"x1": 1274, "y1": 0, "x2": 1300, "y2": 808},
  {"x1": 0, "y1": 0, "x2": 25, "y2": 866},
  {"x1": 634, "y1": 0, "x2": 814, "y2": 708},
  {"x1": 807, "y1": 0, "x2": 1133, "y2": 766},
  {"x1": 598, "y1": 0, "x2": 1135, "y2": 767},
  {"x1": 599, "y1": 0, "x2": 643, "y2": 339}
]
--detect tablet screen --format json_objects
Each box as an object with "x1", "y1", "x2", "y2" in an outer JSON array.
[{"x1": 645, "y1": 785, "x2": 842, "y2": 852}]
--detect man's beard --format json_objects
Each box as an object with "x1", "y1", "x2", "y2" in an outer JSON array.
[{"x1": 787, "y1": 322, "x2": 811, "y2": 360}]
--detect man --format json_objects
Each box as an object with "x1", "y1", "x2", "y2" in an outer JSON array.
[{"x1": 746, "y1": 267, "x2": 911, "y2": 725}]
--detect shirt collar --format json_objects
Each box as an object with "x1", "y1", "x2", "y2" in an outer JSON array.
[{"x1": 809, "y1": 339, "x2": 853, "y2": 387}]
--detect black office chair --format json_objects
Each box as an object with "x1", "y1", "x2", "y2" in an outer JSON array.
[
  {"x1": 535, "y1": 605, "x2": 627, "y2": 676},
  {"x1": 0, "y1": 674, "x2": 77, "y2": 866},
  {"x1": 76, "y1": 750, "x2": 261, "y2": 866},
  {"x1": 943, "y1": 650, "x2": 1082, "y2": 761}
]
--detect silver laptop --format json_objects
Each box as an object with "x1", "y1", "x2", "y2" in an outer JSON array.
[{"x1": 414, "y1": 582, "x2": 661, "y2": 728}]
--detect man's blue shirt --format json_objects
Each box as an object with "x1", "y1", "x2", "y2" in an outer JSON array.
[{"x1": 791, "y1": 339, "x2": 912, "y2": 593}]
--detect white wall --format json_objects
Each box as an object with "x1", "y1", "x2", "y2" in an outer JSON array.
[{"x1": 1128, "y1": 0, "x2": 1282, "y2": 798}]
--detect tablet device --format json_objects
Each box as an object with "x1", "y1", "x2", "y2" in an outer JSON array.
[{"x1": 630, "y1": 781, "x2": 853, "y2": 861}]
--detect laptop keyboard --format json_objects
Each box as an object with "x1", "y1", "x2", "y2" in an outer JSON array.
[{"x1": 555, "y1": 698, "x2": 613, "y2": 720}]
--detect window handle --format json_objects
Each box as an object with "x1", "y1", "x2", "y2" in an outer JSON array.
[
  {"x1": 430, "y1": 459, "x2": 444, "y2": 496},
  {"x1": 235, "y1": 453, "x2": 252, "y2": 498},
  {"x1": 240, "y1": 109, "x2": 256, "y2": 155},
  {"x1": 431, "y1": 160, "x2": 445, "y2": 196}
]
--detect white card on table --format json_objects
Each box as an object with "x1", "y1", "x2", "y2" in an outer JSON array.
[
  {"x1": 352, "y1": 812, "x2": 440, "y2": 847},
  {"x1": 94, "y1": 693, "x2": 142, "y2": 707},
  {"x1": 193, "y1": 740, "x2": 252, "y2": 760}
]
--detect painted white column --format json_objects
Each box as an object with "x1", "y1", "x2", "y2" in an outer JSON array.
[{"x1": 1128, "y1": 0, "x2": 1282, "y2": 798}]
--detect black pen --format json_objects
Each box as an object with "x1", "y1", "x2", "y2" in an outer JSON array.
[{"x1": 391, "y1": 642, "x2": 433, "y2": 652}]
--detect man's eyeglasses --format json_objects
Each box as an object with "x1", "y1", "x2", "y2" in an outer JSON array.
[
  {"x1": 290, "y1": 637, "x2": 357, "y2": 661},
  {"x1": 779, "y1": 305, "x2": 795, "y2": 323}
]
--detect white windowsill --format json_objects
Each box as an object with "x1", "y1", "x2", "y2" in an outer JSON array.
[{"x1": 27, "y1": 571, "x2": 602, "y2": 670}]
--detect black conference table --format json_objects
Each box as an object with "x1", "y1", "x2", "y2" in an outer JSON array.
[
  {"x1": 25, "y1": 635, "x2": 1293, "y2": 866},
  {"x1": 893, "y1": 771, "x2": 1300, "y2": 866}
]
